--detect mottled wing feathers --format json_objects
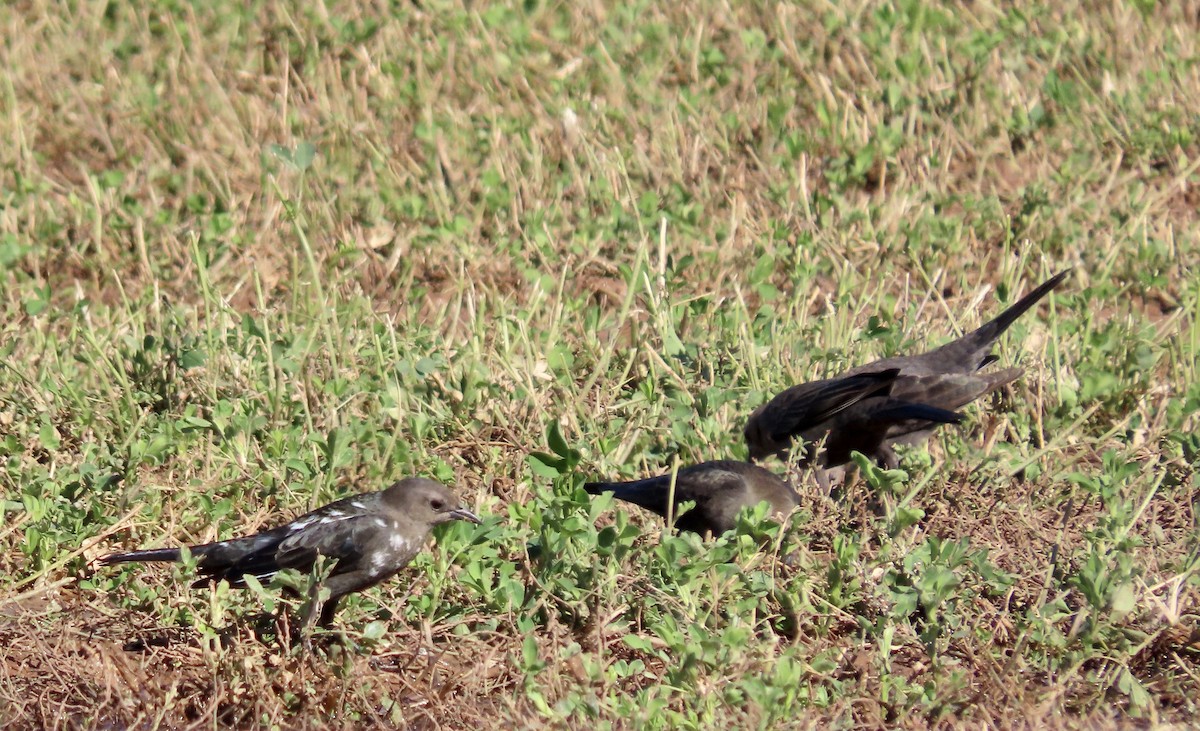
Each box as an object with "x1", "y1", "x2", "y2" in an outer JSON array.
[{"x1": 273, "y1": 514, "x2": 382, "y2": 573}]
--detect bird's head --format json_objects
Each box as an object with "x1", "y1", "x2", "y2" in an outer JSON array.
[
  {"x1": 385, "y1": 477, "x2": 482, "y2": 527},
  {"x1": 743, "y1": 408, "x2": 775, "y2": 461}
]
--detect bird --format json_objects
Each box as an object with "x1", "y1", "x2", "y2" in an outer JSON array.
[
  {"x1": 743, "y1": 369, "x2": 964, "y2": 470},
  {"x1": 746, "y1": 270, "x2": 1069, "y2": 481},
  {"x1": 583, "y1": 460, "x2": 800, "y2": 537},
  {"x1": 98, "y1": 477, "x2": 481, "y2": 633}
]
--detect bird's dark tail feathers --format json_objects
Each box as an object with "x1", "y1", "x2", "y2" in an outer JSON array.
[
  {"x1": 582, "y1": 481, "x2": 608, "y2": 496},
  {"x1": 583, "y1": 478, "x2": 670, "y2": 515},
  {"x1": 98, "y1": 546, "x2": 186, "y2": 564},
  {"x1": 968, "y1": 269, "x2": 1070, "y2": 346},
  {"x1": 584, "y1": 479, "x2": 650, "y2": 499}
]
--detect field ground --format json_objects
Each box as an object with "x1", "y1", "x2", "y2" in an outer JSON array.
[{"x1": 1, "y1": 0, "x2": 1199, "y2": 728}]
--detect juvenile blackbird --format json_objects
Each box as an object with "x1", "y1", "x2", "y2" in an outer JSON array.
[
  {"x1": 584, "y1": 460, "x2": 799, "y2": 537},
  {"x1": 743, "y1": 369, "x2": 964, "y2": 468},
  {"x1": 746, "y1": 270, "x2": 1069, "y2": 478},
  {"x1": 99, "y1": 477, "x2": 481, "y2": 631}
]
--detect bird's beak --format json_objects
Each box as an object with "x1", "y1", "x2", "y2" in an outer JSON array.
[{"x1": 449, "y1": 507, "x2": 482, "y2": 524}]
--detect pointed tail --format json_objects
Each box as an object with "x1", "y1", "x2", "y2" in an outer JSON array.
[
  {"x1": 583, "y1": 478, "x2": 670, "y2": 517},
  {"x1": 967, "y1": 269, "x2": 1070, "y2": 346},
  {"x1": 98, "y1": 546, "x2": 185, "y2": 564}
]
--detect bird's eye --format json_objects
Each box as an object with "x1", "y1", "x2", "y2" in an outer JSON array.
[{"x1": 431, "y1": 499, "x2": 445, "y2": 511}]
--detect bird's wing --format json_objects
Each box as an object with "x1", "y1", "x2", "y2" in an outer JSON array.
[
  {"x1": 187, "y1": 528, "x2": 294, "y2": 587},
  {"x1": 211, "y1": 499, "x2": 382, "y2": 586},
  {"x1": 887, "y1": 370, "x2": 1021, "y2": 412},
  {"x1": 762, "y1": 370, "x2": 898, "y2": 442},
  {"x1": 272, "y1": 512, "x2": 384, "y2": 573}
]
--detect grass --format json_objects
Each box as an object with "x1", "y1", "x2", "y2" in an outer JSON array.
[{"x1": 1, "y1": 0, "x2": 1198, "y2": 727}]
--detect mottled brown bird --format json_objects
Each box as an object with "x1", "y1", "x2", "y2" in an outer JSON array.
[
  {"x1": 99, "y1": 478, "x2": 480, "y2": 631},
  {"x1": 746, "y1": 270, "x2": 1069, "y2": 481},
  {"x1": 584, "y1": 460, "x2": 799, "y2": 537}
]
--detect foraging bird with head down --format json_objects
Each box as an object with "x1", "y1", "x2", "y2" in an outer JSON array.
[
  {"x1": 742, "y1": 369, "x2": 964, "y2": 473},
  {"x1": 98, "y1": 477, "x2": 481, "y2": 632},
  {"x1": 745, "y1": 270, "x2": 1070, "y2": 482},
  {"x1": 583, "y1": 460, "x2": 799, "y2": 538},
  {"x1": 579, "y1": 371, "x2": 953, "y2": 536}
]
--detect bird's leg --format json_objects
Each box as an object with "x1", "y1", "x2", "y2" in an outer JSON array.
[
  {"x1": 298, "y1": 581, "x2": 331, "y2": 653},
  {"x1": 877, "y1": 444, "x2": 901, "y2": 471},
  {"x1": 317, "y1": 595, "x2": 342, "y2": 628},
  {"x1": 317, "y1": 596, "x2": 351, "y2": 652},
  {"x1": 270, "y1": 584, "x2": 301, "y2": 647},
  {"x1": 815, "y1": 467, "x2": 832, "y2": 495}
]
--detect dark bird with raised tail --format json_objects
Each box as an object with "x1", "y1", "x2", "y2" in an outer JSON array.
[
  {"x1": 745, "y1": 269, "x2": 1069, "y2": 482},
  {"x1": 743, "y1": 369, "x2": 964, "y2": 471}
]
